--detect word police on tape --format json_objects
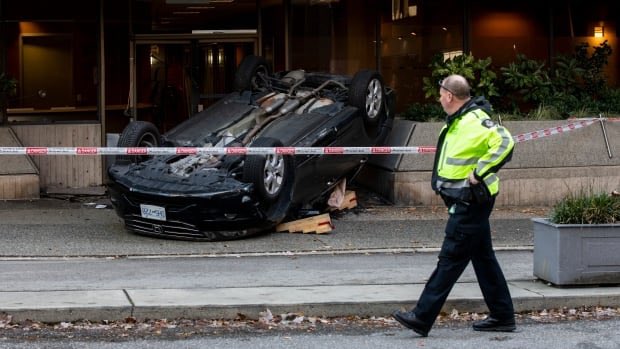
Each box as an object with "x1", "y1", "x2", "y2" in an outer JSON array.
[{"x1": 0, "y1": 118, "x2": 615, "y2": 156}]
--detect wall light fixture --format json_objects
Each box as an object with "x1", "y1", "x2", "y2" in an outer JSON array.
[{"x1": 594, "y1": 26, "x2": 604, "y2": 38}]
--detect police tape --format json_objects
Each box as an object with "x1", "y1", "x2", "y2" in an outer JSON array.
[
  {"x1": 0, "y1": 117, "x2": 616, "y2": 156},
  {"x1": 0, "y1": 145, "x2": 438, "y2": 156},
  {"x1": 513, "y1": 118, "x2": 596, "y2": 143}
]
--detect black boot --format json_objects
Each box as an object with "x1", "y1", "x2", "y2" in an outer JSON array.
[
  {"x1": 472, "y1": 316, "x2": 516, "y2": 332},
  {"x1": 392, "y1": 310, "x2": 431, "y2": 337}
]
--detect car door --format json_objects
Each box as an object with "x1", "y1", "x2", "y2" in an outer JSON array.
[{"x1": 291, "y1": 106, "x2": 366, "y2": 204}]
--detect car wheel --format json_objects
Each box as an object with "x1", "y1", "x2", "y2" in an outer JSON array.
[
  {"x1": 234, "y1": 55, "x2": 271, "y2": 92},
  {"x1": 243, "y1": 137, "x2": 292, "y2": 202},
  {"x1": 116, "y1": 121, "x2": 160, "y2": 164},
  {"x1": 348, "y1": 70, "x2": 385, "y2": 128}
]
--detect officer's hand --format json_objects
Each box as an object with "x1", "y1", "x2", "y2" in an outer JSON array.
[{"x1": 468, "y1": 171, "x2": 479, "y2": 185}]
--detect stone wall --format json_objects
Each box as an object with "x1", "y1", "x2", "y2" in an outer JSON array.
[
  {"x1": 358, "y1": 119, "x2": 620, "y2": 206},
  {"x1": 11, "y1": 123, "x2": 103, "y2": 191}
]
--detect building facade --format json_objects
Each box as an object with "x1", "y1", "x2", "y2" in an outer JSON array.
[{"x1": 0, "y1": 1, "x2": 617, "y2": 193}]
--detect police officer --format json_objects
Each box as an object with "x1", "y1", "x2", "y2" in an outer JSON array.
[{"x1": 392, "y1": 74, "x2": 516, "y2": 337}]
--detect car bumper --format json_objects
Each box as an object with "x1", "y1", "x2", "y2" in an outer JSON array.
[{"x1": 107, "y1": 182, "x2": 276, "y2": 241}]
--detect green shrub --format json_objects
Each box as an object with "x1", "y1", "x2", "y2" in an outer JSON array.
[
  {"x1": 550, "y1": 55, "x2": 584, "y2": 98},
  {"x1": 574, "y1": 41, "x2": 612, "y2": 97},
  {"x1": 422, "y1": 53, "x2": 498, "y2": 102},
  {"x1": 550, "y1": 191, "x2": 620, "y2": 224},
  {"x1": 597, "y1": 88, "x2": 620, "y2": 114},
  {"x1": 545, "y1": 92, "x2": 598, "y2": 118},
  {"x1": 415, "y1": 41, "x2": 615, "y2": 120},
  {"x1": 524, "y1": 104, "x2": 563, "y2": 120},
  {"x1": 500, "y1": 53, "x2": 552, "y2": 107},
  {"x1": 544, "y1": 41, "x2": 612, "y2": 117}
]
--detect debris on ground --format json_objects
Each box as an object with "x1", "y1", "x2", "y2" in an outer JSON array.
[{"x1": 1, "y1": 306, "x2": 619, "y2": 340}]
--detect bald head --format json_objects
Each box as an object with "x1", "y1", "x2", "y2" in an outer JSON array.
[
  {"x1": 438, "y1": 74, "x2": 472, "y2": 115},
  {"x1": 440, "y1": 75, "x2": 471, "y2": 99}
]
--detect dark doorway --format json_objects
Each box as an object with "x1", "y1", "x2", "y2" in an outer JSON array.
[{"x1": 134, "y1": 38, "x2": 256, "y2": 132}]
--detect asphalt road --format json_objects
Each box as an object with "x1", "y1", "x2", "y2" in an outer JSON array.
[{"x1": 1, "y1": 317, "x2": 619, "y2": 349}]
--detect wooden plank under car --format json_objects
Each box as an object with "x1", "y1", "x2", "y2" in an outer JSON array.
[{"x1": 275, "y1": 213, "x2": 333, "y2": 234}]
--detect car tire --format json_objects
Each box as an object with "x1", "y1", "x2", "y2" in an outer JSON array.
[
  {"x1": 234, "y1": 55, "x2": 271, "y2": 92},
  {"x1": 243, "y1": 137, "x2": 292, "y2": 202},
  {"x1": 116, "y1": 121, "x2": 160, "y2": 164},
  {"x1": 348, "y1": 70, "x2": 386, "y2": 128}
]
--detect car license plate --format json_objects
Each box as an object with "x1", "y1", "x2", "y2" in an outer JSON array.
[{"x1": 140, "y1": 204, "x2": 166, "y2": 221}]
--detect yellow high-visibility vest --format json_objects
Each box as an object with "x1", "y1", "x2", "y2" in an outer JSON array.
[{"x1": 434, "y1": 108, "x2": 514, "y2": 200}]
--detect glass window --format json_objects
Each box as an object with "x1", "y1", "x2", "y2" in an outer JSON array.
[
  {"x1": 470, "y1": 2, "x2": 550, "y2": 65},
  {"x1": 289, "y1": 0, "x2": 333, "y2": 72},
  {"x1": 1, "y1": 0, "x2": 99, "y2": 123},
  {"x1": 381, "y1": 0, "x2": 464, "y2": 111},
  {"x1": 551, "y1": 2, "x2": 618, "y2": 86}
]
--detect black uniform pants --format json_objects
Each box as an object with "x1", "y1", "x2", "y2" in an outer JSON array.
[{"x1": 413, "y1": 197, "x2": 514, "y2": 326}]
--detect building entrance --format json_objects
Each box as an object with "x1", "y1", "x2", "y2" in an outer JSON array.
[{"x1": 130, "y1": 34, "x2": 257, "y2": 132}]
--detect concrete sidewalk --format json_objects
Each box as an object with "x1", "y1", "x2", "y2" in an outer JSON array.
[
  {"x1": 2, "y1": 279, "x2": 620, "y2": 323},
  {"x1": 1, "y1": 198, "x2": 619, "y2": 323}
]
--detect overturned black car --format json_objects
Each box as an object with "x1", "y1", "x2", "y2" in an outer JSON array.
[{"x1": 107, "y1": 55, "x2": 395, "y2": 241}]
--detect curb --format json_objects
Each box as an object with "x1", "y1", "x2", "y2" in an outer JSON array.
[{"x1": 3, "y1": 281, "x2": 620, "y2": 323}]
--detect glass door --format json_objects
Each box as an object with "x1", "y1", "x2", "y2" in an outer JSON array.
[
  {"x1": 134, "y1": 42, "x2": 190, "y2": 132},
  {"x1": 132, "y1": 37, "x2": 257, "y2": 132},
  {"x1": 197, "y1": 42, "x2": 256, "y2": 112}
]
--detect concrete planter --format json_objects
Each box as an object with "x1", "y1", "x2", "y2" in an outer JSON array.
[{"x1": 533, "y1": 218, "x2": 620, "y2": 286}]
